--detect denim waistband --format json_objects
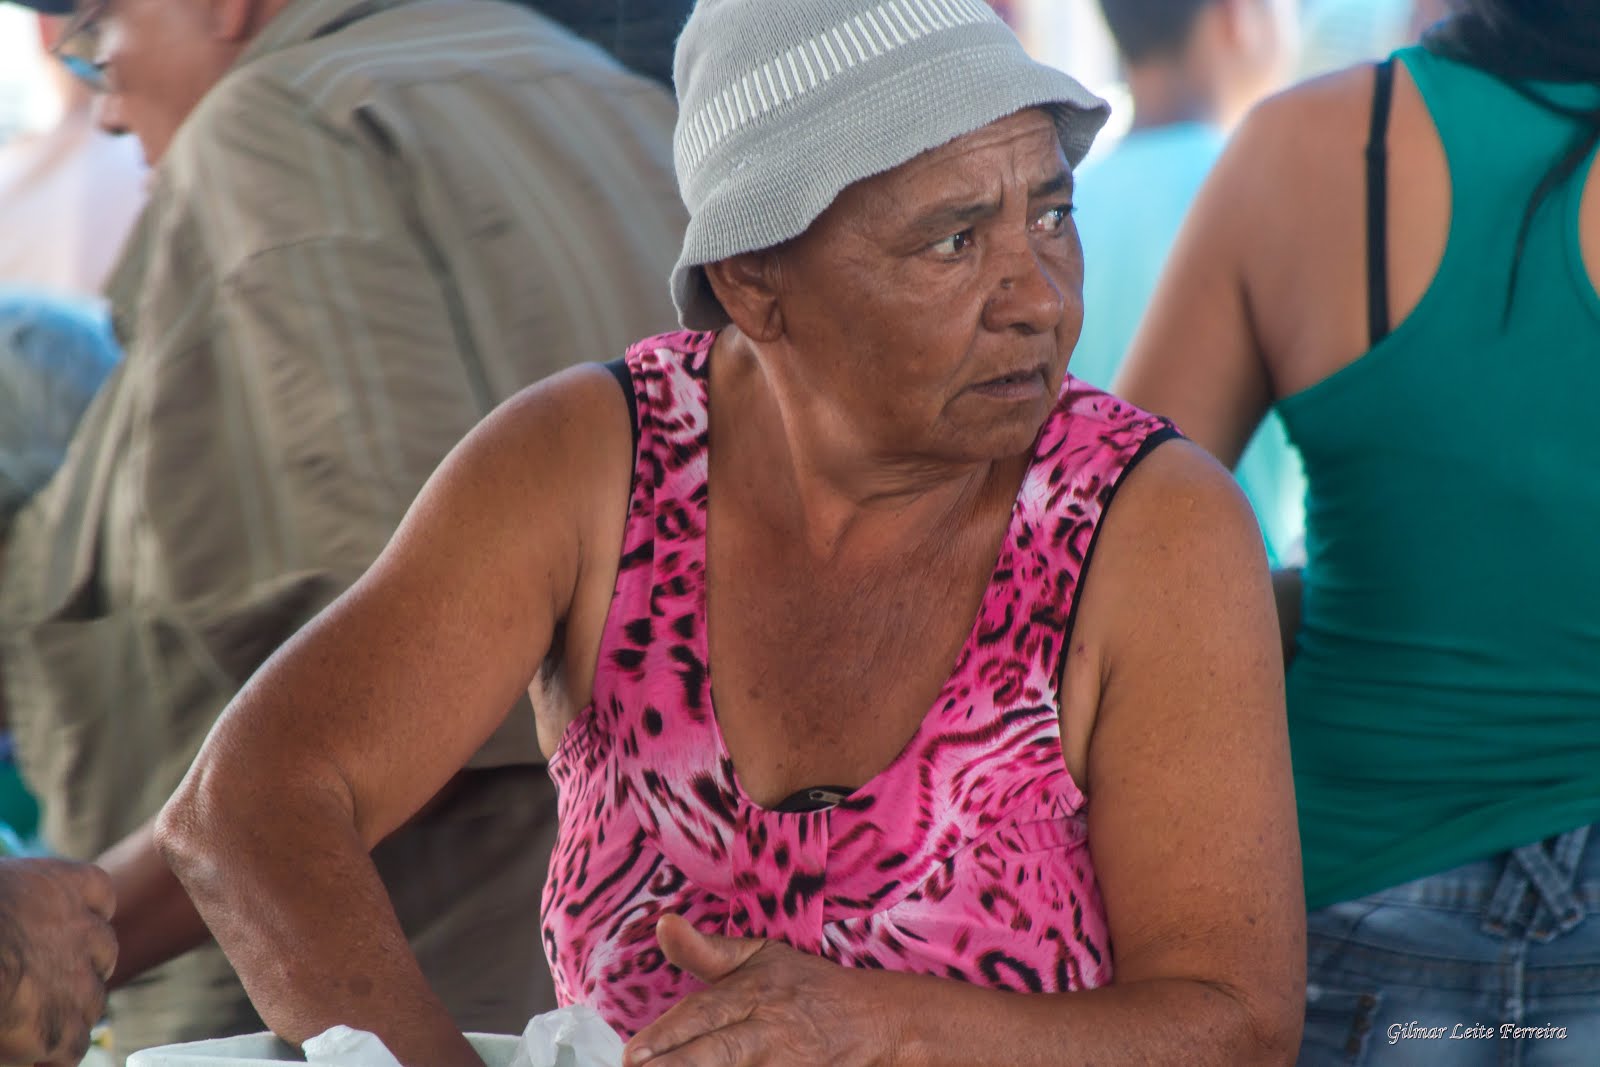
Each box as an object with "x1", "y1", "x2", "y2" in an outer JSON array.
[
  {"x1": 1361, "y1": 824, "x2": 1597, "y2": 940},
  {"x1": 1481, "y1": 824, "x2": 1588, "y2": 941}
]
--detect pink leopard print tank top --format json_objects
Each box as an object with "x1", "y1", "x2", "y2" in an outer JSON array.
[{"x1": 542, "y1": 332, "x2": 1178, "y2": 1036}]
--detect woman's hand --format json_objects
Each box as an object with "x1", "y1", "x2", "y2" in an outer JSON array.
[{"x1": 625, "y1": 914, "x2": 900, "y2": 1067}]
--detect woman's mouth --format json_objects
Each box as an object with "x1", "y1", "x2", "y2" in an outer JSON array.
[{"x1": 970, "y1": 366, "x2": 1047, "y2": 400}]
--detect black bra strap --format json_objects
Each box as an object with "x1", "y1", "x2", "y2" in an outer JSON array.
[
  {"x1": 602, "y1": 356, "x2": 640, "y2": 456},
  {"x1": 771, "y1": 785, "x2": 854, "y2": 813},
  {"x1": 1365, "y1": 58, "x2": 1396, "y2": 349}
]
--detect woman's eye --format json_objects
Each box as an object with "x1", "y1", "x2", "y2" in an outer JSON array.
[
  {"x1": 1032, "y1": 204, "x2": 1073, "y2": 234},
  {"x1": 931, "y1": 230, "x2": 972, "y2": 256}
]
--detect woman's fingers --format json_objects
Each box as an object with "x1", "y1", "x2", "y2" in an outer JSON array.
[
  {"x1": 653, "y1": 914, "x2": 765, "y2": 985},
  {"x1": 628, "y1": 1019, "x2": 769, "y2": 1067},
  {"x1": 625, "y1": 978, "x2": 759, "y2": 1067}
]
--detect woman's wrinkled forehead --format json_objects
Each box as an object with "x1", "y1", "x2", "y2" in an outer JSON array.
[{"x1": 825, "y1": 110, "x2": 1071, "y2": 228}]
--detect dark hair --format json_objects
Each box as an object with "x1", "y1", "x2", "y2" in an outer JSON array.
[
  {"x1": 512, "y1": 0, "x2": 695, "y2": 87},
  {"x1": 1096, "y1": 0, "x2": 1216, "y2": 65},
  {"x1": 1423, "y1": 0, "x2": 1600, "y2": 321}
]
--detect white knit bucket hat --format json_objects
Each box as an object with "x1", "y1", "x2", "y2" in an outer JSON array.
[{"x1": 669, "y1": 0, "x2": 1110, "y2": 329}]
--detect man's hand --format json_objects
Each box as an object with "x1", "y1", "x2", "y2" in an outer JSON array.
[{"x1": 0, "y1": 859, "x2": 116, "y2": 1066}]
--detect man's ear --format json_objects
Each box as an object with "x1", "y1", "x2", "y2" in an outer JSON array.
[{"x1": 704, "y1": 251, "x2": 785, "y2": 343}]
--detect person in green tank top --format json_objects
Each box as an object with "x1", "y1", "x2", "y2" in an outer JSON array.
[{"x1": 1118, "y1": 0, "x2": 1600, "y2": 1062}]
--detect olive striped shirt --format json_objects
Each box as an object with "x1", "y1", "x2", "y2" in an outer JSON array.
[{"x1": 0, "y1": 0, "x2": 686, "y2": 864}]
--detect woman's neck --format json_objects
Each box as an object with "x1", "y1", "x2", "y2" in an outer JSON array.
[{"x1": 709, "y1": 333, "x2": 1024, "y2": 566}]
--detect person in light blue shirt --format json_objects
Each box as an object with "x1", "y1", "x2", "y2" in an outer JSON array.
[
  {"x1": 0, "y1": 288, "x2": 118, "y2": 845},
  {"x1": 1076, "y1": 0, "x2": 1305, "y2": 563},
  {"x1": 0, "y1": 288, "x2": 117, "y2": 531}
]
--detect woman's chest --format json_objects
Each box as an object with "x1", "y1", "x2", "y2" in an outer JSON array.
[{"x1": 704, "y1": 547, "x2": 989, "y2": 807}]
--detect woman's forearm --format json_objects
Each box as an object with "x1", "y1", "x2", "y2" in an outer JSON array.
[
  {"x1": 155, "y1": 765, "x2": 481, "y2": 1067},
  {"x1": 884, "y1": 972, "x2": 1297, "y2": 1067}
]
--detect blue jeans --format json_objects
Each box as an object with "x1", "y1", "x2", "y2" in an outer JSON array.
[{"x1": 1298, "y1": 824, "x2": 1600, "y2": 1065}]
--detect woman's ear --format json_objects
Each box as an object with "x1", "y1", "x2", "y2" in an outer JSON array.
[{"x1": 704, "y1": 252, "x2": 785, "y2": 343}]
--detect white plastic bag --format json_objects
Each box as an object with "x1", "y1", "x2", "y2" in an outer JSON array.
[
  {"x1": 302, "y1": 1027, "x2": 403, "y2": 1067},
  {"x1": 507, "y1": 1006, "x2": 625, "y2": 1067}
]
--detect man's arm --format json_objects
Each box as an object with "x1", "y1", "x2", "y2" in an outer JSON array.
[
  {"x1": 97, "y1": 822, "x2": 207, "y2": 988},
  {"x1": 0, "y1": 858, "x2": 116, "y2": 1067},
  {"x1": 54, "y1": 84, "x2": 541, "y2": 987},
  {"x1": 77, "y1": 215, "x2": 491, "y2": 979}
]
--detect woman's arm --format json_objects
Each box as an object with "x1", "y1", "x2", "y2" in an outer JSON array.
[
  {"x1": 156, "y1": 364, "x2": 633, "y2": 1066},
  {"x1": 1032, "y1": 438, "x2": 1303, "y2": 1065},
  {"x1": 623, "y1": 441, "x2": 1304, "y2": 1067},
  {"x1": 1111, "y1": 109, "x2": 1279, "y2": 468}
]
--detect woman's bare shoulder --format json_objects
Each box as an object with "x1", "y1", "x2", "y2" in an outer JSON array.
[
  {"x1": 1225, "y1": 64, "x2": 1379, "y2": 185},
  {"x1": 1067, "y1": 436, "x2": 1272, "y2": 684},
  {"x1": 381, "y1": 359, "x2": 636, "y2": 638},
  {"x1": 409, "y1": 361, "x2": 635, "y2": 534},
  {"x1": 1107, "y1": 435, "x2": 1263, "y2": 557}
]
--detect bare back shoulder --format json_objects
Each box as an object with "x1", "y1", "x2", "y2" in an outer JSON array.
[
  {"x1": 1228, "y1": 62, "x2": 1451, "y2": 396},
  {"x1": 1117, "y1": 60, "x2": 1452, "y2": 460}
]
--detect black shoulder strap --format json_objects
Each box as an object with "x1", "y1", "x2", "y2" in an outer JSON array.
[
  {"x1": 1057, "y1": 422, "x2": 1182, "y2": 686},
  {"x1": 1366, "y1": 58, "x2": 1397, "y2": 349},
  {"x1": 603, "y1": 356, "x2": 640, "y2": 456}
]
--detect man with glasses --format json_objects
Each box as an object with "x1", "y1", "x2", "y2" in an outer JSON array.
[{"x1": 0, "y1": 0, "x2": 688, "y2": 1057}]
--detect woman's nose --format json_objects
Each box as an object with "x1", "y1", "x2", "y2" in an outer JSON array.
[{"x1": 982, "y1": 247, "x2": 1066, "y2": 335}]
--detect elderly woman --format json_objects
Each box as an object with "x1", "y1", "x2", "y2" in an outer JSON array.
[{"x1": 157, "y1": 1, "x2": 1303, "y2": 1064}]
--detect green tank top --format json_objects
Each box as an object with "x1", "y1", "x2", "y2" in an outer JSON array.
[{"x1": 1277, "y1": 46, "x2": 1600, "y2": 910}]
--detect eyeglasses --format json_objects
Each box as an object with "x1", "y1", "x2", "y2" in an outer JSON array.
[{"x1": 50, "y1": 0, "x2": 114, "y2": 93}]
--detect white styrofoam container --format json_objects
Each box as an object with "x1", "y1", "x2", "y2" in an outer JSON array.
[{"x1": 126, "y1": 1032, "x2": 520, "y2": 1066}]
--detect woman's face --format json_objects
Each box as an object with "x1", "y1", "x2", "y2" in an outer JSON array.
[{"x1": 768, "y1": 108, "x2": 1082, "y2": 466}]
